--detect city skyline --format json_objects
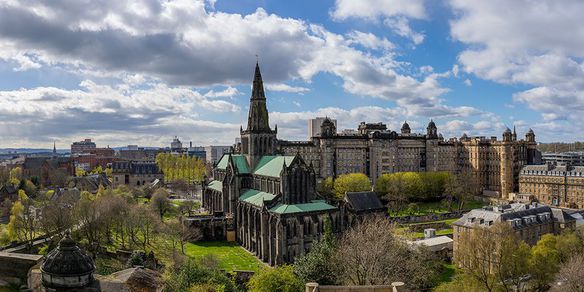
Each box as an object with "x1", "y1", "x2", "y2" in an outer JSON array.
[{"x1": 1, "y1": 0, "x2": 583, "y2": 148}]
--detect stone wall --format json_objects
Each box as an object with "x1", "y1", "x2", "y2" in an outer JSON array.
[
  {"x1": 305, "y1": 282, "x2": 404, "y2": 292},
  {"x1": 0, "y1": 252, "x2": 43, "y2": 284}
]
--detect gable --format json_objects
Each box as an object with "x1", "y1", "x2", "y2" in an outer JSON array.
[{"x1": 252, "y1": 156, "x2": 296, "y2": 178}]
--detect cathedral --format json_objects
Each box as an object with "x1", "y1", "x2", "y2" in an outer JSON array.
[{"x1": 203, "y1": 63, "x2": 342, "y2": 265}]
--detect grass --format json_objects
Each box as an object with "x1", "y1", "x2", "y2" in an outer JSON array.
[
  {"x1": 95, "y1": 256, "x2": 126, "y2": 275},
  {"x1": 436, "y1": 263, "x2": 457, "y2": 285},
  {"x1": 390, "y1": 199, "x2": 486, "y2": 217},
  {"x1": 184, "y1": 241, "x2": 264, "y2": 272},
  {"x1": 398, "y1": 218, "x2": 458, "y2": 239}
]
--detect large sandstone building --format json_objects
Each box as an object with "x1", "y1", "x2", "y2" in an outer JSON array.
[
  {"x1": 279, "y1": 120, "x2": 540, "y2": 199},
  {"x1": 519, "y1": 164, "x2": 584, "y2": 209}
]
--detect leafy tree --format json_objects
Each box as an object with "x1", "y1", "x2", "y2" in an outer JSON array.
[
  {"x1": 316, "y1": 177, "x2": 334, "y2": 200},
  {"x1": 75, "y1": 167, "x2": 86, "y2": 177},
  {"x1": 247, "y1": 265, "x2": 304, "y2": 292},
  {"x1": 164, "y1": 257, "x2": 237, "y2": 292},
  {"x1": 156, "y1": 153, "x2": 207, "y2": 184},
  {"x1": 529, "y1": 234, "x2": 560, "y2": 291},
  {"x1": 333, "y1": 173, "x2": 371, "y2": 200},
  {"x1": 6, "y1": 190, "x2": 37, "y2": 247},
  {"x1": 151, "y1": 189, "x2": 171, "y2": 220},
  {"x1": 9, "y1": 167, "x2": 22, "y2": 186},
  {"x1": 294, "y1": 217, "x2": 337, "y2": 284}
]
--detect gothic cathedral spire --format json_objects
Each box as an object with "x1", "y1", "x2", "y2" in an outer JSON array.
[
  {"x1": 246, "y1": 62, "x2": 271, "y2": 132},
  {"x1": 241, "y1": 61, "x2": 277, "y2": 169}
]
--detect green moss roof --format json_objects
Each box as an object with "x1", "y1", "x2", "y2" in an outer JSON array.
[
  {"x1": 269, "y1": 201, "x2": 337, "y2": 214},
  {"x1": 253, "y1": 156, "x2": 296, "y2": 178},
  {"x1": 208, "y1": 180, "x2": 223, "y2": 192},
  {"x1": 239, "y1": 189, "x2": 277, "y2": 207}
]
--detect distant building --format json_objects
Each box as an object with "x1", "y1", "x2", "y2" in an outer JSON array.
[
  {"x1": 519, "y1": 164, "x2": 584, "y2": 208},
  {"x1": 111, "y1": 160, "x2": 163, "y2": 187},
  {"x1": 71, "y1": 139, "x2": 96, "y2": 154},
  {"x1": 542, "y1": 152, "x2": 584, "y2": 166},
  {"x1": 453, "y1": 203, "x2": 575, "y2": 255},
  {"x1": 205, "y1": 145, "x2": 231, "y2": 164},
  {"x1": 308, "y1": 117, "x2": 337, "y2": 138},
  {"x1": 22, "y1": 156, "x2": 72, "y2": 185},
  {"x1": 187, "y1": 143, "x2": 206, "y2": 160},
  {"x1": 171, "y1": 136, "x2": 183, "y2": 151},
  {"x1": 280, "y1": 121, "x2": 541, "y2": 199},
  {"x1": 118, "y1": 146, "x2": 163, "y2": 161}
]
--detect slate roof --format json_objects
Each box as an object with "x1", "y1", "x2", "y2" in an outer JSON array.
[
  {"x1": 239, "y1": 189, "x2": 277, "y2": 207},
  {"x1": 344, "y1": 191, "x2": 385, "y2": 213},
  {"x1": 252, "y1": 156, "x2": 296, "y2": 178},
  {"x1": 269, "y1": 200, "x2": 337, "y2": 214}
]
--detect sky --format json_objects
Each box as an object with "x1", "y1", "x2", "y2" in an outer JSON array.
[{"x1": 0, "y1": 0, "x2": 583, "y2": 148}]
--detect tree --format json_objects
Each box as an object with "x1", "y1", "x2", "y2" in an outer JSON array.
[
  {"x1": 164, "y1": 257, "x2": 237, "y2": 292},
  {"x1": 9, "y1": 167, "x2": 22, "y2": 186},
  {"x1": 445, "y1": 170, "x2": 475, "y2": 210},
  {"x1": 48, "y1": 169, "x2": 69, "y2": 187},
  {"x1": 553, "y1": 253, "x2": 584, "y2": 291},
  {"x1": 333, "y1": 173, "x2": 371, "y2": 200},
  {"x1": 529, "y1": 234, "x2": 560, "y2": 291},
  {"x1": 151, "y1": 189, "x2": 171, "y2": 220},
  {"x1": 247, "y1": 265, "x2": 303, "y2": 292},
  {"x1": 75, "y1": 167, "x2": 86, "y2": 177},
  {"x1": 334, "y1": 216, "x2": 439, "y2": 289},
  {"x1": 316, "y1": 177, "x2": 334, "y2": 200},
  {"x1": 294, "y1": 217, "x2": 337, "y2": 284},
  {"x1": 6, "y1": 190, "x2": 37, "y2": 247}
]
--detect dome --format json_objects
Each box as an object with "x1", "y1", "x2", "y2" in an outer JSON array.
[
  {"x1": 41, "y1": 232, "x2": 95, "y2": 289},
  {"x1": 427, "y1": 119, "x2": 436, "y2": 128},
  {"x1": 401, "y1": 121, "x2": 411, "y2": 134}
]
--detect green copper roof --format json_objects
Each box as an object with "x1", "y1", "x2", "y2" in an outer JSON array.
[
  {"x1": 216, "y1": 154, "x2": 249, "y2": 174},
  {"x1": 253, "y1": 156, "x2": 296, "y2": 178},
  {"x1": 269, "y1": 201, "x2": 337, "y2": 214},
  {"x1": 232, "y1": 155, "x2": 250, "y2": 174},
  {"x1": 208, "y1": 180, "x2": 223, "y2": 192},
  {"x1": 239, "y1": 189, "x2": 277, "y2": 207},
  {"x1": 216, "y1": 154, "x2": 229, "y2": 169}
]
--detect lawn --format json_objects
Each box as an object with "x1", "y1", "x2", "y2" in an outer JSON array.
[
  {"x1": 398, "y1": 218, "x2": 459, "y2": 239},
  {"x1": 390, "y1": 199, "x2": 486, "y2": 217},
  {"x1": 184, "y1": 241, "x2": 264, "y2": 272},
  {"x1": 436, "y1": 263, "x2": 457, "y2": 285}
]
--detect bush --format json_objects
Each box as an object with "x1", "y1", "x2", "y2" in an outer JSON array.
[{"x1": 247, "y1": 265, "x2": 303, "y2": 292}]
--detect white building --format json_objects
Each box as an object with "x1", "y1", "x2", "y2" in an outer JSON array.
[
  {"x1": 308, "y1": 117, "x2": 337, "y2": 138},
  {"x1": 205, "y1": 145, "x2": 231, "y2": 164}
]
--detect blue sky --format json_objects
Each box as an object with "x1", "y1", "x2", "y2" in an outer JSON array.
[{"x1": 0, "y1": 0, "x2": 582, "y2": 148}]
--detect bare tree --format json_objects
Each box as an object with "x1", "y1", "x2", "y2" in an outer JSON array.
[
  {"x1": 151, "y1": 189, "x2": 171, "y2": 220},
  {"x1": 553, "y1": 253, "x2": 584, "y2": 292},
  {"x1": 334, "y1": 216, "x2": 439, "y2": 289}
]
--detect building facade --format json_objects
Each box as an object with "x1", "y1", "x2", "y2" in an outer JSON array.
[
  {"x1": 203, "y1": 63, "x2": 342, "y2": 265},
  {"x1": 452, "y1": 203, "x2": 575, "y2": 266},
  {"x1": 70, "y1": 139, "x2": 96, "y2": 154},
  {"x1": 542, "y1": 152, "x2": 584, "y2": 166},
  {"x1": 308, "y1": 117, "x2": 337, "y2": 138},
  {"x1": 205, "y1": 145, "x2": 231, "y2": 164},
  {"x1": 280, "y1": 121, "x2": 540, "y2": 199},
  {"x1": 519, "y1": 164, "x2": 584, "y2": 209},
  {"x1": 111, "y1": 160, "x2": 164, "y2": 187}
]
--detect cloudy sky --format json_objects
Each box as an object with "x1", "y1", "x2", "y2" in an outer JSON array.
[{"x1": 0, "y1": 0, "x2": 583, "y2": 148}]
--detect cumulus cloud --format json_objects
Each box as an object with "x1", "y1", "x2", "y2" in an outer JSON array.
[
  {"x1": 449, "y1": 0, "x2": 584, "y2": 136},
  {"x1": 265, "y1": 83, "x2": 310, "y2": 93},
  {"x1": 331, "y1": 0, "x2": 426, "y2": 44}
]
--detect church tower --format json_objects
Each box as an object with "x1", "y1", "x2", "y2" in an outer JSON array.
[{"x1": 241, "y1": 62, "x2": 277, "y2": 169}]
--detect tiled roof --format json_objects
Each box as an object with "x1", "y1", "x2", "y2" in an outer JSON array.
[
  {"x1": 252, "y1": 156, "x2": 296, "y2": 178},
  {"x1": 269, "y1": 200, "x2": 337, "y2": 214},
  {"x1": 208, "y1": 180, "x2": 223, "y2": 192},
  {"x1": 239, "y1": 189, "x2": 277, "y2": 207}
]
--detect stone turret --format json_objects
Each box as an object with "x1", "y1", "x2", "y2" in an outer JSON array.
[
  {"x1": 40, "y1": 231, "x2": 95, "y2": 290},
  {"x1": 426, "y1": 119, "x2": 437, "y2": 139}
]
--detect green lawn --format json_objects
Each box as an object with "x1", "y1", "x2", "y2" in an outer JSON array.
[
  {"x1": 390, "y1": 199, "x2": 486, "y2": 217},
  {"x1": 184, "y1": 241, "x2": 264, "y2": 272},
  {"x1": 436, "y1": 263, "x2": 457, "y2": 285}
]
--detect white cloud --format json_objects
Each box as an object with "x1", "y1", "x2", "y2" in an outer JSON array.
[
  {"x1": 331, "y1": 0, "x2": 426, "y2": 44},
  {"x1": 204, "y1": 86, "x2": 241, "y2": 98},
  {"x1": 464, "y1": 79, "x2": 471, "y2": 86},
  {"x1": 449, "y1": 0, "x2": 584, "y2": 134},
  {"x1": 347, "y1": 30, "x2": 394, "y2": 51},
  {"x1": 265, "y1": 83, "x2": 310, "y2": 93}
]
